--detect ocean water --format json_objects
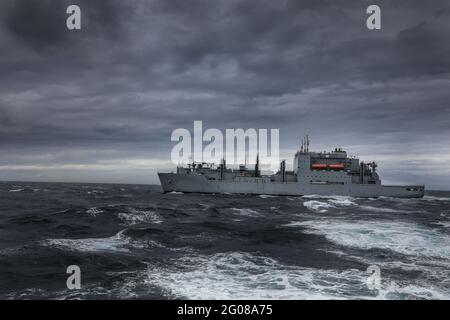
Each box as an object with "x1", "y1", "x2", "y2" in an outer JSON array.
[{"x1": 0, "y1": 181, "x2": 449, "y2": 300}]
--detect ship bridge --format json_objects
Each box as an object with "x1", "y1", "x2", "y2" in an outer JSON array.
[{"x1": 293, "y1": 136, "x2": 380, "y2": 186}]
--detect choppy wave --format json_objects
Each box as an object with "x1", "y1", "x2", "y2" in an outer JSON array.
[
  {"x1": 360, "y1": 206, "x2": 408, "y2": 213},
  {"x1": 285, "y1": 220, "x2": 450, "y2": 259},
  {"x1": 301, "y1": 196, "x2": 418, "y2": 214},
  {"x1": 2, "y1": 181, "x2": 449, "y2": 300},
  {"x1": 41, "y1": 230, "x2": 162, "y2": 253},
  {"x1": 328, "y1": 198, "x2": 357, "y2": 206},
  {"x1": 86, "y1": 207, "x2": 104, "y2": 216},
  {"x1": 118, "y1": 208, "x2": 163, "y2": 225},
  {"x1": 259, "y1": 195, "x2": 278, "y2": 199},
  {"x1": 302, "y1": 195, "x2": 355, "y2": 201},
  {"x1": 433, "y1": 221, "x2": 450, "y2": 229},
  {"x1": 422, "y1": 196, "x2": 450, "y2": 201},
  {"x1": 302, "y1": 196, "x2": 359, "y2": 213},
  {"x1": 303, "y1": 200, "x2": 336, "y2": 213},
  {"x1": 146, "y1": 251, "x2": 447, "y2": 300},
  {"x1": 230, "y1": 208, "x2": 262, "y2": 217},
  {"x1": 147, "y1": 252, "x2": 366, "y2": 299}
]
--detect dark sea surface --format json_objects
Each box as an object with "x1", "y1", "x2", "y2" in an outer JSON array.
[{"x1": 0, "y1": 181, "x2": 449, "y2": 299}]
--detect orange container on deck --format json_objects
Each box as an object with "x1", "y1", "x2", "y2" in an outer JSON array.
[
  {"x1": 329, "y1": 164, "x2": 345, "y2": 170},
  {"x1": 311, "y1": 163, "x2": 327, "y2": 170}
]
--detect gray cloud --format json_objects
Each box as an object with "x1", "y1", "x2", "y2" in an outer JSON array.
[{"x1": 0, "y1": 0, "x2": 450, "y2": 189}]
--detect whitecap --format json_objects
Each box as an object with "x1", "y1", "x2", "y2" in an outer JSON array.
[
  {"x1": 87, "y1": 190, "x2": 104, "y2": 194},
  {"x1": 422, "y1": 196, "x2": 450, "y2": 202},
  {"x1": 86, "y1": 207, "x2": 104, "y2": 216},
  {"x1": 230, "y1": 208, "x2": 262, "y2": 217},
  {"x1": 42, "y1": 231, "x2": 133, "y2": 253},
  {"x1": 375, "y1": 282, "x2": 449, "y2": 300},
  {"x1": 146, "y1": 252, "x2": 364, "y2": 299},
  {"x1": 360, "y1": 206, "x2": 407, "y2": 213},
  {"x1": 9, "y1": 189, "x2": 24, "y2": 192},
  {"x1": 329, "y1": 198, "x2": 357, "y2": 206},
  {"x1": 285, "y1": 220, "x2": 450, "y2": 259},
  {"x1": 118, "y1": 208, "x2": 163, "y2": 225},
  {"x1": 303, "y1": 200, "x2": 335, "y2": 213},
  {"x1": 41, "y1": 230, "x2": 161, "y2": 253},
  {"x1": 302, "y1": 195, "x2": 356, "y2": 201},
  {"x1": 259, "y1": 194, "x2": 278, "y2": 199},
  {"x1": 146, "y1": 252, "x2": 447, "y2": 300}
]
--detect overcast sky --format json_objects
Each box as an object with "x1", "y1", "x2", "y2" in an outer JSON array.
[{"x1": 0, "y1": 0, "x2": 449, "y2": 189}]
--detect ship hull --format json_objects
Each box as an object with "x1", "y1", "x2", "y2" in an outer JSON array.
[{"x1": 158, "y1": 173, "x2": 424, "y2": 198}]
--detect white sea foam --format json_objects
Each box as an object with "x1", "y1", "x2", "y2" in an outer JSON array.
[
  {"x1": 118, "y1": 208, "x2": 163, "y2": 225},
  {"x1": 42, "y1": 230, "x2": 162, "y2": 253},
  {"x1": 328, "y1": 198, "x2": 357, "y2": 206},
  {"x1": 147, "y1": 252, "x2": 365, "y2": 299},
  {"x1": 87, "y1": 190, "x2": 104, "y2": 194},
  {"x1": 43, "y1": 231, "x2": 133, "y2": 253},
  {"x1": 9, "y1": 189, "x2": 24, "y2": 192},
  {"x1": 259, "y1": 194, "x2": 278, "y2": 199},
  {"x1": 321, "y1": 248, "x2": 450, "y2": 286},
  {"x1": 302, "y1": 194, "x2": 334, "y2": 199},
  {"x1": 86, "y1": 207, "x2": 104, "y2": 216},
  {"x1": 146, "y1": 252, "x2": 447, "y2": 300},
  {"x1": 302, "y1": 196, "x2": 357, "y2": 213},
  {"x1": 169, "y1": 191, "x2": 184, "y2": 194},
  {"x1": 285, "y1": 220, "x2": 450, "y2": 259},
  {"x1": 422, "y1": 196, "x2": 450, "y2": 201},
  {"x1": 360, "y1": 206, "x2": 407, "y2": 213},
  {"x1": 230, "y1": 208, "x2": 262, "y2": 217},
  {"x1": 302, "y1": 195, "x2": 356, "y2": 201},
  {"x1": 374, "y1": 283, "x2": 449, "y2": 300},
  {"x1": 303, "y1": 200, "x2": 336, "y2": 213}
]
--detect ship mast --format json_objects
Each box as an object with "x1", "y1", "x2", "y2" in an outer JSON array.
[{"x1": 254, "y1": 154, "x2": 260, "y2": 177}]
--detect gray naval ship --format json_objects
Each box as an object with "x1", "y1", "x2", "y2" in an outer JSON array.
[{"x1": 158, "y1": 137, "x2": 424, "y2": 198}]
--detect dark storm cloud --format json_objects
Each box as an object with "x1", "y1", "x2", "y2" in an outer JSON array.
[
  {"x1": 0, "y1": 0, "x2": 450, "y2": 187},
  {"x1": 4, "y1": 0, "x2": 124, "y2": 47}
]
